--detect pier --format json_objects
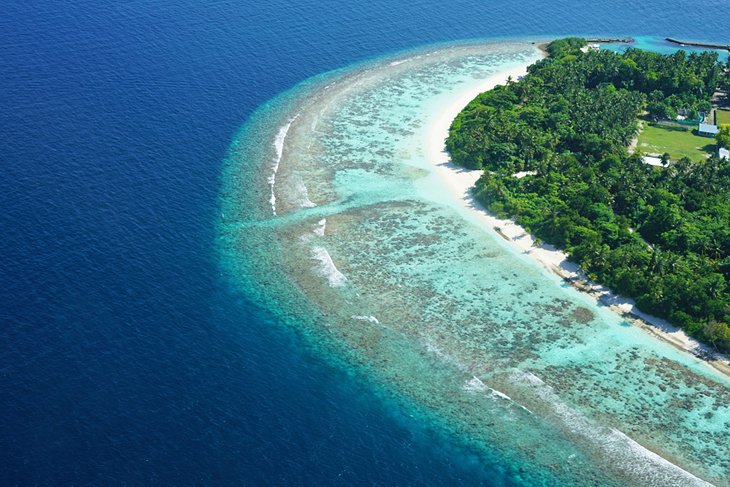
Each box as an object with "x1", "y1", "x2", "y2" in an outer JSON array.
[
  {"x1": 666, "y1": 37, "x2": 730, "y2": 51},
  {"x1": 586, "y1": 37, "x2": 634, "y2": 44}
]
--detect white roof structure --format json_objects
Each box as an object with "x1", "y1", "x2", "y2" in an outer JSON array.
[
  {"x1": 642, "y1": 156, "x2": 667, "y2": 167},
  {"x1": 699, "y1": 123, "x2": 719, "y2": 135}
]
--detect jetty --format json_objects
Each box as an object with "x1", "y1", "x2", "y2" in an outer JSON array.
[
  {"x1": 586, "y1": 37, "x2": 634, "y2": 44},
  {"x1": 666, "y1": 37, "x2": 730, "y2": 51}
]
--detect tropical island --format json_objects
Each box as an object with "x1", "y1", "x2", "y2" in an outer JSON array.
[
  {"x1": 447, "y1": 38, "x2": 730, "y2": 353},
  {"x1": 221, "y1": 38, "x2": 730, "y2": 484}
]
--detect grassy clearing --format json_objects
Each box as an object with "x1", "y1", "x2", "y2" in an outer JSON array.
[
  {"x1": 716, "y1": 109, "x2": 730, "y2": 126},
  {"x1": 636, "y1": 123, "x2": 714, "y2": 161}
]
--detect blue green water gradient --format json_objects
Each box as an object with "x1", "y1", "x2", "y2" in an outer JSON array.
[{"x1": 218, "y1": 41, "x2": 729, "y2": 486}]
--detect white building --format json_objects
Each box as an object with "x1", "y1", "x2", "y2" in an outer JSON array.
[
  {"x1": 580, "y1": 43, "x2": 601, "y2": 53},
  {"x1": 642, "y1": 156, "x2": 667, "y2": 167},
  {"x1": 698, "y1": 123, "x2": 719, "y2": 137}
]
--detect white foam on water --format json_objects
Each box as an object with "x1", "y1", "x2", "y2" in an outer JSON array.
[
  {"x1": 299, "y1": 219, "x2": 327, "y2": 244},
  {"x1": 293, "y1": 177, "x2": 317, "y2": 209},
  {"x1": 351, "y1": 315, "x2": 380, "y2": 324},
  {"x1": 311, "y1": 246, "x2": 347, "y2": 287},
  {"x1": 508, "y1": 370, "x2": 712, "y2": 486},
  {"x1": 463, "y1": 376, "x2": 533, "y2": 414},
  {"x1": 489, "y1": 386, "x2": 512, "y2": 401},
  {"x1": 314, "y1": 218, "x2": 326, "y2": 237},
  {"x1": 463, "y1": 376, "x2": 487, "y2": 392},
  {"x1": 519, "y1": 370, "x2": 545, "y2": 386},
  {"x1": 269, "y1": 115, "x2": 299, "y2": 216}
]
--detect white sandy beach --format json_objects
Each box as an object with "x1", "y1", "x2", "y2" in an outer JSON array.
[{"x1": 426, "y1": 60, "x2": 730, "y2": 377}]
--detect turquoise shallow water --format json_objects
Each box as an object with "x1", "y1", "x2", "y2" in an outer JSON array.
[{"x1": 218, "y1": 41, "x2": 730, "y2": 486}]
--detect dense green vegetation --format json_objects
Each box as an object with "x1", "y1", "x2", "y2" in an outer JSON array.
[
  {"x1": 717, "y1": 123, "x2": 730, "y2": 149},
  {"x1": 447, "y1": 39, "x2": 730, "y2": 352}
]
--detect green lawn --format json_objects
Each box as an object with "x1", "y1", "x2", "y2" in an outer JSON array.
[
  {"x1": 636, "y1": 123, "x2": 714, "y2": 162},
  {"x1": 716, "y1": 109, "x2": 730, "y2": 126}
]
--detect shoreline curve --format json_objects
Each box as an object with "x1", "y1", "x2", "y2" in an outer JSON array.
[{"x1": 425, "y1": 57, "x2": 730, "y2": 379}]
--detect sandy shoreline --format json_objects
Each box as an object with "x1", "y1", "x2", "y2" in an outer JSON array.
[{"x1": 426, "y1": 59, "x2": 730, "y2": 378}]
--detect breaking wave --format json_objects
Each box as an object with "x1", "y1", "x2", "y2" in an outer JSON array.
[
  {"x1": 508, "y1": 370, "x2": 712, "y2": 487},
  {"x1": 269, "y1": 115, "x2": 299, "y2": 215},
  {"x1": 311, "y1": 246, "x2": 347, "y2": 287}
]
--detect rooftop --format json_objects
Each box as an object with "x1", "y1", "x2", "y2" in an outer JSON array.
[
  {"x1": 642, "y1": 156, "x2": 668, "y2": 167},
  {"x1": 698, "y1": 123, "x2": 719, "y2": 134}
]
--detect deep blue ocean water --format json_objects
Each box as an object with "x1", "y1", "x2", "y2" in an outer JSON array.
[{"x1": 2, "y1": 2, "x2": 729, "y2": 485}]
